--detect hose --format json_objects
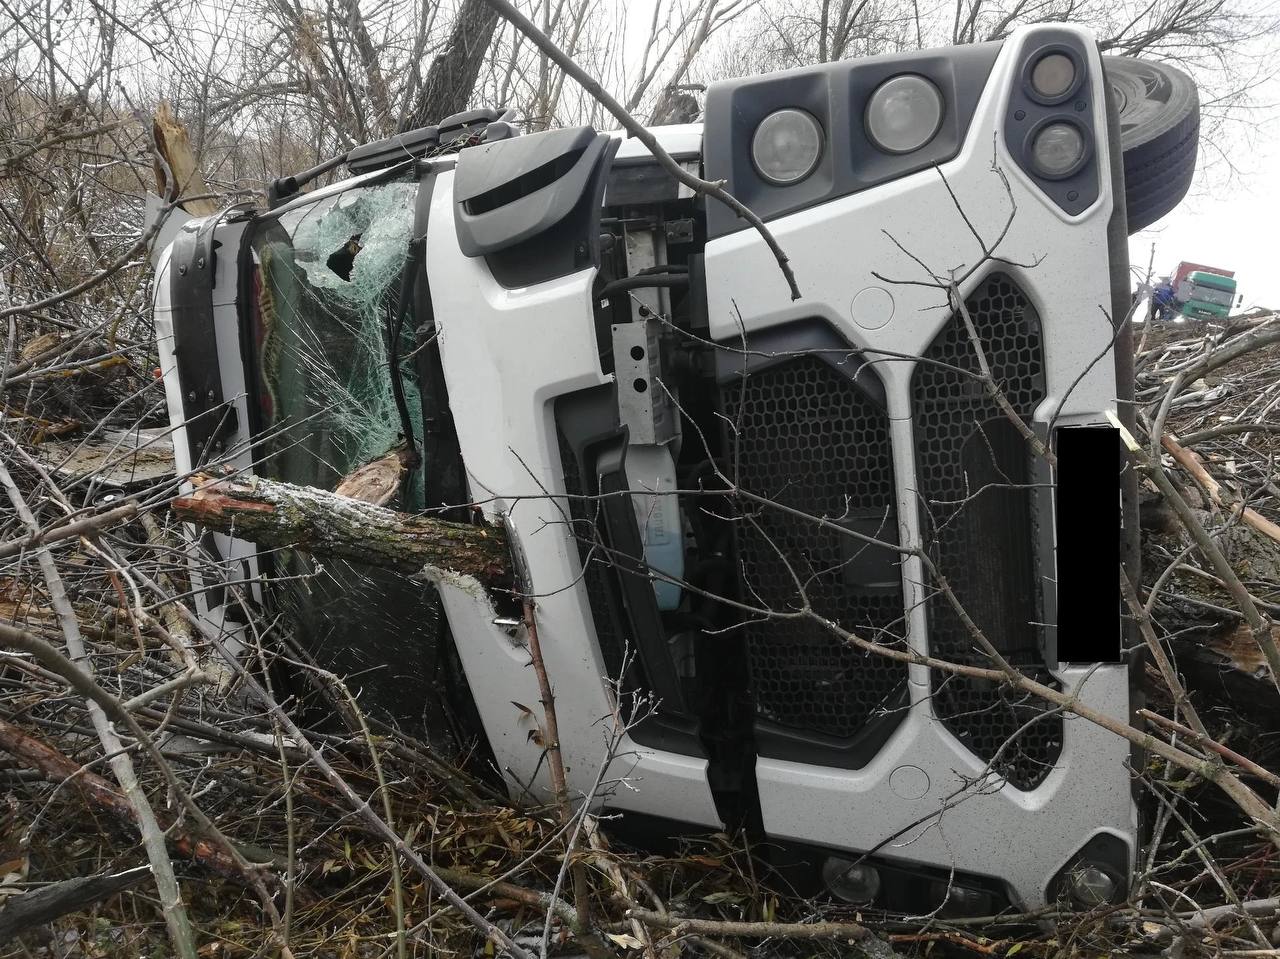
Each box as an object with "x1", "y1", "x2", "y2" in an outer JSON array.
[{"x1": 597, "y1": 273, "x2": 690, "y2": 299}]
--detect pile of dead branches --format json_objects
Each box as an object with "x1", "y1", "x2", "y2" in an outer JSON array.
[
  {"x1": 0, "y1": 433, "x2": 882, "y2": 959},
  {"x1": 1, "y1": 310, "x2": 1279, "y2": 959}
]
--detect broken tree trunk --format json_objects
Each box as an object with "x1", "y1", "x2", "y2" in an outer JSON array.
[
  {"x1": 171, "y1": 474, "x2": 511, "y2": 589},
  {"x1": 152, "y1": 101, "x2": 218, "y2": 216}
]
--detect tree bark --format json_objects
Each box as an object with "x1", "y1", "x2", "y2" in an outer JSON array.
[
  {"x1": 336, "y1": 0, "x2": 394, "y2": 136},
  {"x1": 405, "y1": 0, "x2": 500, "y2": 130},
  {"x1": 171, "y1": 474, "x2": 510, "y2": 589}
]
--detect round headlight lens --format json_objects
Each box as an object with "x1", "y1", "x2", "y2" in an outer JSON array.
[
  {"x1": 1030, "y1": 121, "x2": 1086, "y2": 177},
  {"x1": 821, "y1": 857, "x2": 881, "y2": 904},
  {"x1": 751, "y1": 108, "x2": 823, "y2": 185},
  {"x1": 865, "y1": 74, "x2": 944, "y2": 154},
  {"x1": 1031, "y1": 52, "x2": 1077, "y2": 99},
  {"x1": 1067, "y1": 864, "x2": 1118, "y2": 906}
]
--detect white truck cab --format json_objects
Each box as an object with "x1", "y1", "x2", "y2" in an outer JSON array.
[{"x1": 156, "y1": 24, "x2": 1200, "y2": 914}]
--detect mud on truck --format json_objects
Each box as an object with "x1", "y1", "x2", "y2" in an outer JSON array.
[{"x1": 156, "y1": 24, "x2": 1200, "y2": 916}]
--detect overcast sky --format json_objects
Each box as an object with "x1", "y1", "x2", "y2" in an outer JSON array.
[{"x1": 1128, "y1": 69, "x2": 1280, "y2": 309}]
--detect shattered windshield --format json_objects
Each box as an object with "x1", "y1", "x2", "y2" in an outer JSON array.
[
  {"x1": 252, "y1": 178, "x2": 424, "y2": 500},
  {"x1": 245, "y1": 176, "x2": 455, "y2": 740}
]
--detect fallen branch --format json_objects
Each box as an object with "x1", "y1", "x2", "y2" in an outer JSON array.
[
  {"x1": 129, "y1": 569, "x2": 536, "y2": 959},
  {"x1": 1161, "y1": 431, "x2": 1280, "y2": 545},
  {"x1": 523, "y1": 599, "x2": 601, "y2": 956},
  {"x1": 1110, "y1": 411, "x2": 1280, "y2": 690},
  {"x1": 0, "y1": 500, "x2": 137, "y2": 560},
  {"x1": 1138, "y1": 709, "x2": 1280, "y2": 790},
  {"x1": 0, "y1": 458, "x2": 199, "y2": 959},
  {"x1": 0, "y1": 717, "x2": 250, "y2": 878},
  {"x1": 0, "y1": 866, "x2": 150, "y2": 940},
  {"x1": 951, "y1": 281, "x2": 1055, "y2": 467},
  {"x1": 172, "y1": 473, "x2": 511, "y2": 589},
  {"x1": 626, "y1": 907, "x2": 871, "y2": 943}
]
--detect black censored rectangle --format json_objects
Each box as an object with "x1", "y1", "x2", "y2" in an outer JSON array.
[{"x1": 1055, "y1": 425, "x2": 1122, "y2": 663}]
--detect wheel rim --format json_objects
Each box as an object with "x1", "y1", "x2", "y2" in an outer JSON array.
[{"x1": 1105, "y1": 58, "x2": 1187, "y2": 143}]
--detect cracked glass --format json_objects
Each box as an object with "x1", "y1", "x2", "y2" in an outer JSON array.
[{"x1": 244, "y1": 175, "x2": 461, "y2": 743}]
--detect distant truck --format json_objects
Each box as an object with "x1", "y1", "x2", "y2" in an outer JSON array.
[{"x1": 1173, "y1": 261, "x2": 1238, "y2": 320}]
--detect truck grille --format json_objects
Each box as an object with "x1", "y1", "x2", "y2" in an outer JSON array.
[
  {"x1": 911, "y1": 274, "x2": 1062, "y2": 790},
  {"x1": 724, "y1": 356, "x2": 909, "y2": 752}
]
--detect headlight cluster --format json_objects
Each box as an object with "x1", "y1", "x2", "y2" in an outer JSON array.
[
  {"x1": 1023, "y1": 47, "x2": 1089, "y2": 180},
  {"x1": 822, "y1": 855, "x2": 1001, "y2": 915},
  {"x1": 748, "y1": 45, "x2": 1094, "y2": 193},
  {"x1": 749, "y1": 72, "x2": 946, "y2": 186}
]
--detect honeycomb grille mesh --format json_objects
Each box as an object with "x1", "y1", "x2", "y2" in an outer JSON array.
[
  {"x1": 911, "y1": 274, "x2": 1062, "y2": 790},
  {"x1": 725, "y1": 356, "x2": 908, "y2": 741}
]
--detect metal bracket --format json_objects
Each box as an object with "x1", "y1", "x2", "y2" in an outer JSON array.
[{"x1": 612, "y1": 320, "x2": 677, "y2": 447}]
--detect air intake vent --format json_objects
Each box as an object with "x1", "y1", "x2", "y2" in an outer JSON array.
[
  {"x1": 911, "y1": 273, "x2": 1062, "y2": 790},
  {"x1": 557, "y1": 428, "x2": 633, "y2": 692},
  {"x1": 724, "y1": 355, "x2": 909, "y2": 762}
]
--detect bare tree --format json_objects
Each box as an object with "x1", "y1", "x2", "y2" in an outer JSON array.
[{"x1": 405, "y1": 0, "x2": 501, "y2": 130}]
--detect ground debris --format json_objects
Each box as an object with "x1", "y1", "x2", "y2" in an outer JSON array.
[{"x1": 2, "y1": 302, "x2": 1280, "y2": 956}]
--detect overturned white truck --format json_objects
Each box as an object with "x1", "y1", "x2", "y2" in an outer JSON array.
[{"x1": 155, "y1": 24, "x2": 1198, "y2": 915}]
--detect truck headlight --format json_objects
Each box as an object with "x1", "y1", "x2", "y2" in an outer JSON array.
[
  {"x1": 865, "y1": 74, "x2": 944, "y2": 154},
  {"x1": 1030, "y1": 52, "x2": 1078, "y2": 100},
  {"x1": 929, "y1": 880, "x2": 995, "y2": 915},
  {"x1": 1030, "y1": 121, "x2": 1087, "y2": 178},
  {"x1": 822, "y1": 856, "x2": 881, "y2": 903},
  {"x1": 1066, "y1": 863, "x2": 1119, "y2": 906},
  {"x1": 751, "y1": 108, "x2": 823, "y2": 185}
]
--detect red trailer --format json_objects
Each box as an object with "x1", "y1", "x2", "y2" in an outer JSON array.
[{"x1": 1173, "y1": 261, "x2": 1234, "y2": 289}]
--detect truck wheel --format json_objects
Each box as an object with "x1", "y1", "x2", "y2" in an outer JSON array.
[{"x1": 1103, "y1": 56, "x2": 1199, "y2": 233}]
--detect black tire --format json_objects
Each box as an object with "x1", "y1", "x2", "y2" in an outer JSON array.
[{"x1": 1103, "y1": 56, "x2": 1199, "y2": 233}]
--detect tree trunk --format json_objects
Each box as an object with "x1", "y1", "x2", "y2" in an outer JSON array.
[
  {"x1": 171, "y1": 474, "x2": 511, "y2": 589},
  {"x1": 404, "y1": 0, "x2": 501, "y2": 130},
  {"x1": 337, "y1": 0, "x2": 394, "y2": 136}
]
